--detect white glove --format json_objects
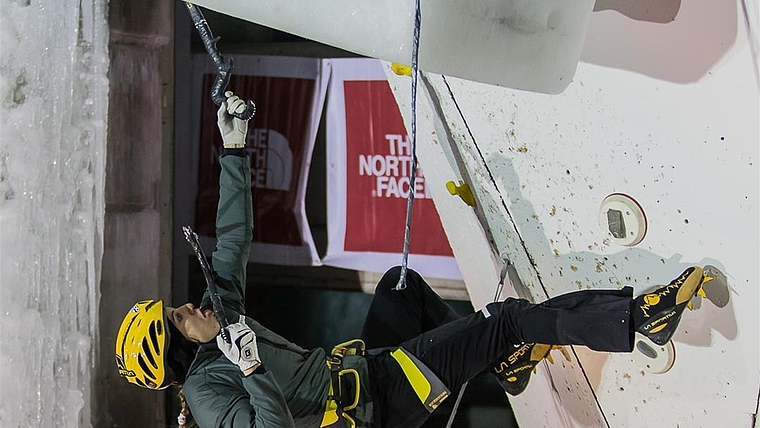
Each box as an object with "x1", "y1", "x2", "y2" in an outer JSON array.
[
  {"x1": 217, "y1": 91, "x2": 249, "y2": 148},
  {"x1": 217, "y1": 315, "x2": 261, "y2": 375}
]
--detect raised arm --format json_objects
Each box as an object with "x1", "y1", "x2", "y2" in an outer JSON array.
[{"x1": 202, "y1": 92, "x2": 254, "y2": 315}]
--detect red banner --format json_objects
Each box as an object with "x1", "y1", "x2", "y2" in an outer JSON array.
[
  {"x1": 343, "y1": 80, "x2": 452, "y2": 256},
  {"x1": 193, "y1": 56, "x2": 325, "y2": 265},
  {"x1": 323, "y1": 59, "x2": 460, "y2": 279}
]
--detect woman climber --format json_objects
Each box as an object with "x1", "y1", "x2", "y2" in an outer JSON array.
[{"x1": 115, "y1": 92, "x2": 711, "y2": 428}]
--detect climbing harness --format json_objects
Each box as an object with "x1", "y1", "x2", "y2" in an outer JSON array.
[
  {"x1": 185, "y1": 3, "x2": 256, "y2": 120},
  {"x1": 395, "y1": 0, "x2": 422, "y2": 291},
  {"x1": 320, "y1": 340, "x2": 453, "y2": 426},
  {"x1": 320, "y1": 339, "x2": 366, "y2": 428}
]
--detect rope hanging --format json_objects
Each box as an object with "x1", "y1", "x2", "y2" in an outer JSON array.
[
  {"x1": 395, "y1": 0, "x2": 423, "y2": 291},
  {"x1": 390, "y1": 0, "x2": 510, "y2": 414}
]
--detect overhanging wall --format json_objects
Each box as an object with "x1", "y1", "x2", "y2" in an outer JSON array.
[{"x1": 386, "y1": 1, "x2": 759, "y2": 426}]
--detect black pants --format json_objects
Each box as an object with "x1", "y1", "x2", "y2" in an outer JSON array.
[{"x1": 364, "y1": 266, "x2": 634, "y2": 428}]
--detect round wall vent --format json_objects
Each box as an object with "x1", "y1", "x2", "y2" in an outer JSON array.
[{"x1": 599, "y1": 193, "x2": 647, "y2": 246}]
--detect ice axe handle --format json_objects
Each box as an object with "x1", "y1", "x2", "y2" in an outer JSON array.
[
  {"x1": 185, "y1": 2, "x2": 256, "y2": 121},
  {"x1": 209, "y1": 293, "x2": 231, "y2": 343},
  {"x1": 182, "y1": 226, "x2": 231, "y2": 342}
]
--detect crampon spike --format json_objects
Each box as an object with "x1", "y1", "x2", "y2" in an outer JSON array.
[{"x1": 556, "y1": 346, "x2": 572, "y2": 362}]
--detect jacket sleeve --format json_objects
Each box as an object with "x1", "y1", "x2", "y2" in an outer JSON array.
[
  {"x1": 203, "y1": 152, "x2": 253, "y2": 315},
  {"x1": 229, "y1": 371, "x2": 297, "y2": 428},
  {"x1": 185, "y1": 367, "x2": 296, "y2": 428}
]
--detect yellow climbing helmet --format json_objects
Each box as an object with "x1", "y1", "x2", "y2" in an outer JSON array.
[{"x1": 115, "y1": 299, "x2": 174, "y2": 390}]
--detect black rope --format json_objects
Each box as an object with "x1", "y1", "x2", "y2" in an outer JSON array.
[{"x1": 396, "y1": 0, "x2": 422, "y2": 291}]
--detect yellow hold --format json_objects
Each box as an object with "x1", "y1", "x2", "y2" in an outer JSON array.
[
  {"x1": 446, "y1": 180, "x2": 476, "y2": 207},
  {"x1": 391, "y1": 63, "x2": 412, "y2": 76}
]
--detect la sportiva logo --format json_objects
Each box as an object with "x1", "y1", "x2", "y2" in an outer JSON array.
[
  {"x1": 507, "y1": 343, "x2": 533, "y2": 365},
  {"x1": 493, "y1": 343, "x2": 533, "y2": 374}
]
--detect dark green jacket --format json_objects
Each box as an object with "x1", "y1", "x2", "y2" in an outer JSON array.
[{"x1": 183, "y1": 154, "x2": 373, "y2": 428}]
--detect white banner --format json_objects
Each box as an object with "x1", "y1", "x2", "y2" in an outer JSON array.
[{"x1": 322, "y1": 58, "x2": 461, "y2": 280}]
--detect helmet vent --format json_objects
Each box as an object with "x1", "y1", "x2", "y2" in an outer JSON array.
[
  {"x1": 141, "y1": 337, "x2": 158, "y2": 369},
  {"x1": 149, "y1": 320, "x2": 162, "y2": 357},
  {"x1": 137, "y1": 353, "x2": 156, "y2": 381}
]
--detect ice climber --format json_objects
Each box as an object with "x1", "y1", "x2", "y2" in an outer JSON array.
[{"x1": 115, "y1": 92, "x2": 713, "y2": 428}]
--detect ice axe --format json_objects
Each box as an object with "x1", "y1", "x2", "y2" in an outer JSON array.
[
  {"x1": 184, "y1": 2, "x2": 256, "y2": 120},
  {"x1": 182, "y1": 226, "x2": 231, "y2": 343}
]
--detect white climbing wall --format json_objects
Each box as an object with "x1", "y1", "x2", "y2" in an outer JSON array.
[
  {"x1": 192, "y1": 0, "x2": 596, "y2": 93},
  {"x1": 385, "y1": 0, "x2": 759, "y2": 426}
]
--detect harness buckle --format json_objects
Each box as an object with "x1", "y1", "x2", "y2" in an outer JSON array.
[{"x1": 320, "y1": 339, "x2": 366, "y2": 428}]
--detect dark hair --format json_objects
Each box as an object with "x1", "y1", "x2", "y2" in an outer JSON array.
[
  {"x1": 166, "y1": 321, "x2": 199, "y2": 383},
  {"x1": 177, "y1": 387, "x2": 199, "y2": 428}
]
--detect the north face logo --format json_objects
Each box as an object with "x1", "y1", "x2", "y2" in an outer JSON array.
[{"x1": 248, "y1": 128, "x2": 292, "y2": 191}]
